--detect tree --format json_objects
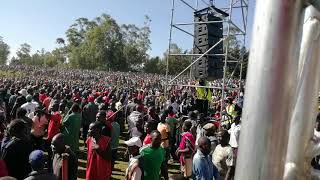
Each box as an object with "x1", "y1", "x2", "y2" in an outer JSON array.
[
  {"x1": 67, "y1": 14, "x2": 124, "y2": 70},
  {"x1": 144, "y1": 56, "x2": 161, "y2": 73},
  {"x1": 121, "y1": 15, "x2": 151, "y2": 69},
  {"x1": 56, "y1": 38, "x2": 65, "y2": 46},
  {"x1": 16, "y1": 43, "x2": 32, "y2": 65},
  {"x1": 0, "y1": 37, "x2": 10, "y2": 65},
  {"x1": 163, "y1": 43, "x2": 192, "y2": 75}
]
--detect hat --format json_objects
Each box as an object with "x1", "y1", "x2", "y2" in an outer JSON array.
[
  {"x1": 29, "y1": 150, "x2": 45, "y2": 167},
  {"x1": 26, "y1": 95, "x2": 33, "y2": 102},
  {"x1": 124, "y1": 137, "x2": 142, "y2": 147},
  {"x1": 19, "y1": 89, "x2": 28, "y2": 97}
]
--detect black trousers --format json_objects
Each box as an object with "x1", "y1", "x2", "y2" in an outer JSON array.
[{"x1": 196, "y1": 99, "x2": 209, "y2": 116}]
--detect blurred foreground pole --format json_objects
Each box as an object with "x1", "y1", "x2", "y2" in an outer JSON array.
[
  {"x1": 62, "y1": 154, "x2": 69, "y2": 180},
  {"x1": 235, "y1": 0, "x2": 303, "y2": 179},
  {"x1": 284, "y1": 5, "x2": 320, "y2": 180}
]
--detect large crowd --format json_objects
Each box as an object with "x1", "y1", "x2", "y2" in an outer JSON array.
[{"x1": 0, "y1": 65, "x2": 246, "y2": 180}]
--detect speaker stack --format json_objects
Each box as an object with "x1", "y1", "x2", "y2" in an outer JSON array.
[{"x1": 192, "y1": 7, "x2": 226, "y2": 80}]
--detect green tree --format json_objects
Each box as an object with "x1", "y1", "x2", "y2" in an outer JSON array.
[
  {"x1": 16, "y1": 43, "x2": 32, "y2": 65},
  {"x1": 121, "y1": 15, "x2": 151, "y2": 69},
  {"x1": 144, "y1": 56, "x2": 161, "y2": 73},
  {"x1": 163, "y1": 43, "x2": 191, "y2": 75},
  {"x1": 0, "y1": 37, "x2": 10, "y2": 65}
]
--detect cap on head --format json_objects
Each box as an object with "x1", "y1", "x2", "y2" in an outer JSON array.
[
  {"x1": 124, "y1": 137, "x2": 142, "y2": 148},
  {"x1": 19, "y1": 89, "x2": 28, "y2": 97},
  {"x1": 26, "y1": 95, "x2": 33, "y2": 102},
  {"x1": 29, "y1": 150, "x2": 45, "y2": 170}
]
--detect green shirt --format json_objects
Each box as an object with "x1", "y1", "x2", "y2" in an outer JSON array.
[
  {"x1": 140, "y1": 146, "x2": 165, "y2": 180},
  {"x1": 110, "y1": 121, "x2": 120, "y2": 149},
  {"x1": 62, "y1": 112, "x2": 82, "y2": 153},
  {"x1": 166, "y1": 117, "x2": 177, "y2": 135}
]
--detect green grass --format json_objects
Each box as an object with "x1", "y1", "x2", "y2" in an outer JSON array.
[{"x1": 76, "y1": 137, "x2": 180, "y2": 180}]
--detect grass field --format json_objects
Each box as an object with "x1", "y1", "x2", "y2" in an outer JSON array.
[{"x1": 76, "y1": 137, "x2": 180, "y2": 180}]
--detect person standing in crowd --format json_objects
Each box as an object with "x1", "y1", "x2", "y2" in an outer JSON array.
[
  {"x1": 21, "y1": 95, "x2": 39, "y2": 119},
  {"x1": 38, "y1": 89, "x2": 47, "y2": 104},
  {"x1": 140, "y1": 130, "x2": 165, "y2": 180},
  {"x1": 128, "y1": 105, "x2": 143, "y2": 138},
  {"x1": 193, "y1": 136, "x2": 220, "y2": 180},
  {"x1": 212, "y1": 130, "x2": 234, "y2": 179},
  {"x1": 124, "y1": 137, "x2": 143, "y2": 180},
  {"x1": 24, "y1": 150, "x2": 57, "y2": 180},
  {"x1": 43, "y1": 92, "x2": 54, "y2": 112},
  {"x1": 107, "y1": 110, "x2": 120, "y2": 170},
  {"x1": 143, "y1": 122, "x2": 155, "y2": 146},
  {"x1": 16, "y1": 108, "x2": 33, "y2": 131},
  {"x1": 82, "y1": 96, "x2": 98, "y2": 142},
  {"x1": 225, "y1": 99, "x2": 237, "y2": 119},
  {"x1": 46, "y1": 103, "x2": 62, "y2": 169},
  {"x1": 1, "y1": 120, "x2": 33, "y2": 180},
  {"x1": 86, "y1": 121, "x2": 112, "y2": 180},
  {"x1": 157, "y1": 113, "x2": 170, "y2": 180},
  {"x1": 176, "y1": 121, "x2": 195, "y2": 179},
  {"x1": 228, "y1": 116, "x2": 241, "y2": 160},
  {"x1": 61, "y1": 104, "x2": 82, "y2": 153},
  {"x1": 10, "y1": 96, "x2": 26, "y2": 120},
  {"x1": 96, "y1": 111, "x2": 112, "y2": 137},
  {"x1": 30, "y1": 110, "x2": 49, "y2": 150},
  {"x1": 51, "y1": 133, "x2": 78, "y2": 180}
]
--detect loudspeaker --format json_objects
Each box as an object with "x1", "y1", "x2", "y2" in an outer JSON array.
[
  {"x1": 193, "y1": 8, "x2": 224, "y2": 80},
  {"x1": 195, "y1": 24, "x2": 223, "y2": 38}
]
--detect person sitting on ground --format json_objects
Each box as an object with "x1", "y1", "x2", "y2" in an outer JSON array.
[
  {"x1": 124, "y1": 137, "x2": 143, "y2": 180},
  {"x1": 86, "y1": 121, "x2": 112, "y2": 180},
  {"x1": 24, "y1": 150, "x2": 57, "y2": 180},
  {"x1": 51, "y1": 133, "x2": 78, "y2": 180}
]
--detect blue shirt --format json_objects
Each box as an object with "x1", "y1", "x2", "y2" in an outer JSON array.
[{"x1": 193, "y1": 149, "x2": 221, "y2": 180}]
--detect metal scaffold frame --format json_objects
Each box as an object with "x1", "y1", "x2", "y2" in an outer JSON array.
[{"x1": 165, "y1": 0, "x2": 248, "y2": 111}]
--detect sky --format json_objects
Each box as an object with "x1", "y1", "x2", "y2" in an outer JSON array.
[{"x1": 0, "y1": 0, "x2": 256, "y2": 58}]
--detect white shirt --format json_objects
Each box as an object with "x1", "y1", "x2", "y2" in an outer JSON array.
[
  {"x1": 228, "y1": 123, "x2": 241, "y2": 148},
  {"x1": 21, "y1": 102, "x2": 39, "y2": 116},
  {"x1": 125, "y1": 155, "x2": 142, "y2": 180},
  {"x1": 212, "y1": 144, "x2": 234, "y2": 173}
]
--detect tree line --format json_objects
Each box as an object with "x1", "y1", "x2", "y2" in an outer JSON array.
[{"x1": 0, "y1": 13, "x2": 247, "y2": 77}]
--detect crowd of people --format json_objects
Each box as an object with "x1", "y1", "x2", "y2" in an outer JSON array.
[{"x1": 0, "y1": 65, "x2": 245, "y2": 180}]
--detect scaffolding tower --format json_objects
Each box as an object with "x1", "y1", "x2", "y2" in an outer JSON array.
[{"x1": 165, "y1": 0, "x2": 248, "y2": 111}]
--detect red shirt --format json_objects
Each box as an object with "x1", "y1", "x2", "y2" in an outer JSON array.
[
  {"x1": 143, "y1": 134, "x2": 152, "y2": 145},
  {"x1": 47, "y1": 112, "x2": 62, "y2": 140},
  {"x1": 43, "y1": 97, "x2": 52, "y2": 111},
  {"x1": 39, "y1": 93, "x2": 47, "y2": 103},
  {"x1": 86, "y1": 136, "x2": 111, "y2": 180}
]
